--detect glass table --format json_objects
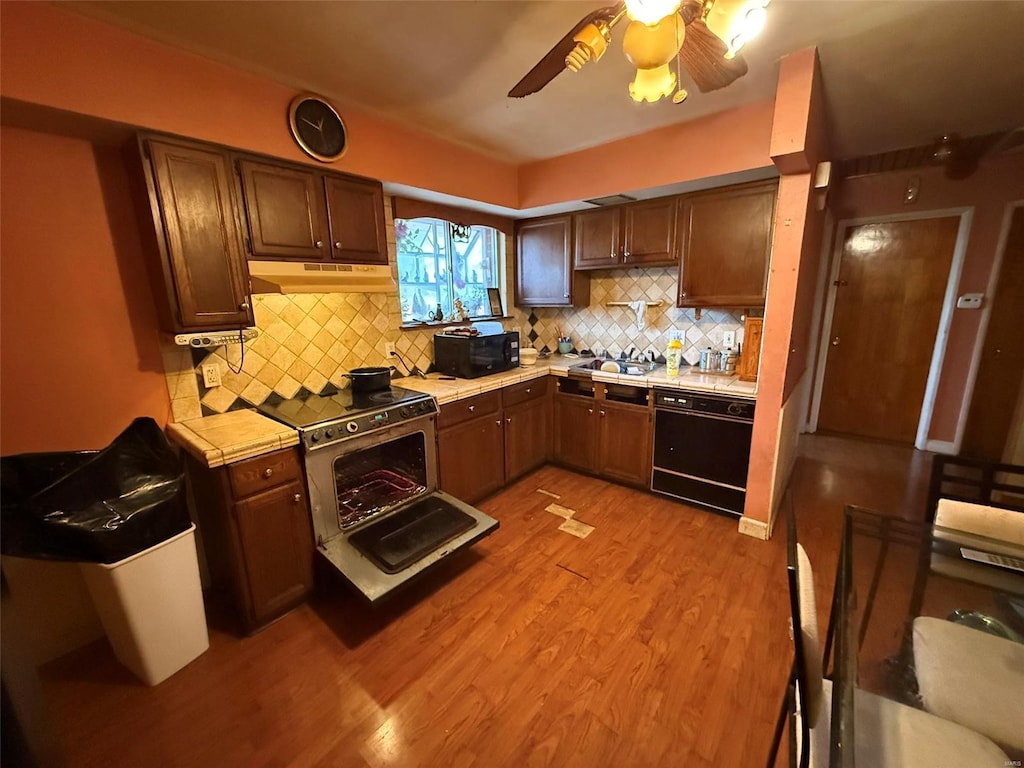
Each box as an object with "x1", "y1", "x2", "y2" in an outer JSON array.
[{"x1": 829, "y1": 505, "x2": 1024, "y2": 767}]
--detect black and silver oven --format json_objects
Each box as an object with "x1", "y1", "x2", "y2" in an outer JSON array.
[
  {"x1": 651, "y1": 389, "x2": 756, "y2": 517},
  {"x1": 258, "y1": 386, "x2": 499, "y2": 602}
]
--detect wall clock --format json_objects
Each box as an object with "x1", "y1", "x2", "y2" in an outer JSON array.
[{"x1": 288, "y1": 94, "x2": 347, "y2": 162}]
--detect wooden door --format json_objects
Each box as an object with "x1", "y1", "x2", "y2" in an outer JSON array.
[
  {"x1": 963, "y1": 206, "x2": 1024, "y2": 459},
  {"x1": 597, "y1": 402, "x2": 652, "y2": 487},
  {"x1": 818, "y1": 216, "x2": 961, "y2": 443},
  {"x1": 504, "y1": 396, "x2": 550, "y2": 481},
  {"x1": 622, "y1": 198, "x2": 677, "y2": 266},
  {"x1": 324, "y1": 176, "x2": 387, "y2": 264},
  {"x1": 553, "y1": 396, "x2": 596, "y2": 472},
  {"x1": 233, "y1": 480, "x2": 313, "y2": 627},
  {"x1": 146, "y1": 139, "x2": 252, "y2": 330},
  {"x1": 237, "y1": 159, "x2": 327, "y2": 260},
  {"x1": 438, "y1": 416, "x2": 506, "y2": 504},
  {"x1": 678, "y1": 181, "x2": 776, "y2": 308},
  {"x1": 516, "y1": 215, "x2": 589, "y2": 307},
  {"x1": 574, "y1": 208, "x2": 621, "y2": 270}
]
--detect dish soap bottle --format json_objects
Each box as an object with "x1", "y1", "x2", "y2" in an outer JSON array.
[{"x1": 666, "y1": 337, "x2": 683, "y2": 377}]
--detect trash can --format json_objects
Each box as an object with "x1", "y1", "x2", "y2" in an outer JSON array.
[{"x1": 1, "y1": 417, "x2": 209, "y2": 685}]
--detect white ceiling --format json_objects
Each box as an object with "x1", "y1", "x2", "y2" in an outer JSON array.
[{"x1": 69, "y1": 0, "x2": 1024, "y2": 164}]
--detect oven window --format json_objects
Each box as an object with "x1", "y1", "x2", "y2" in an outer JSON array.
[{"x1": 333, "y1": 432, "x2": 428, "y2": 528}]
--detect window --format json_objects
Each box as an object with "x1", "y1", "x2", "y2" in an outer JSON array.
[{"x1": 395, "y1": 218, "x2": 501, "y2": 323}]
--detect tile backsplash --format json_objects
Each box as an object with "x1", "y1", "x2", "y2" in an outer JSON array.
[{"x1": 161, "y1": 197, "x2": 748, "y2": 420}]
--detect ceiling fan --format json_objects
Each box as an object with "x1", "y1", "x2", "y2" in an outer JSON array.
[{"x1": 508, "y1": 0, "x2": 770, "y2": 104}]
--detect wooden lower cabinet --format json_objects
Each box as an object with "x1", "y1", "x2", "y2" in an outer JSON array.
[
  {"x1": 504, "y1": 395, "x2": 550, "y2": 481},
  {"x1": 553, "y1": 395, "x2": 597, "y2": 473},
  {"x1": 596, "y1": 402, "x2": 652, "y2": 487},
  {"x1": 187, "y1": 448, "x2": 314, "y2": 633},
  {"x1": 438, "y1": 414, "x2": 506, "y2": 504}
]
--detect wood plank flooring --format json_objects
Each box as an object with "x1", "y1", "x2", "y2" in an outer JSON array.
[{"x1": 34, "y1": 434, "x2": 931, "y2": 768}]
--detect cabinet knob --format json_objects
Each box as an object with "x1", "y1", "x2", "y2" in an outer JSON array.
[
  {"x1": 496, "y1": 419, "x2": 503, "y2": 426},
  {"x1": 239, "y1": 301, "x2": 250, "y2": 311},
  {"x1": 588, "y1": 408, "x2": 593, "y2": 415},
  {"x1": 610, "y1": 251, "x2": 615, "y2": 260},
  {"x1": 563, "y1": 293, "x2": 570, "y2": 298},
  {"x1": 679, "y1": 291, "x2": 687, "y2": 298},
  {"x1": 262, "y1": 468, "x2": 273, "y2": 478},
  {"x1": 600, "y1": 410, "x2": 606, "y2": 417},
  {"x1": 831, "y1": 336, "x2": 840, "y2": 346},
  {"x1": 334, "y1": 242, "x2": 342, "y2": 249},
  {"x1": 623, "y1": 250, "x2": 630, "y2": 262},
  {"x1": 506, "y1": 417, "x2": 512, "y2": 424},
  {"x1": 315, "y1": 240, "x2": 323, "y2": 248},
  {"x1": 468, "y1": 405, "x2": 475, "y2": 412},
  {"x1": 293, "y1": 493, "x2": 301, "y2": 503},
  {"x1": 525, "y1": 388, "x2": 531, "y2": 394}
]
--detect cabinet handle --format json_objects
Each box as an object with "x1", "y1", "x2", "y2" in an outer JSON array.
[
  {"x1": 315, "y1": 240, "x2": 323, "y2": 248},
  {"x1": 679, "y1": 291, "x2": 687, "y2": 298},
  {"x1": 600, "y1": 410, "x2": 606, "y2": 417},
  {"x1": 525, "y1": 388, "x2": 531, "y2": 394},
  {"x1": 262, "y1": 468, "x2": 273, "y2": 478},
  {"x1": 468, "y1": 405, "x2": 475, "y2": 412},
  {"x1": 610, "y1": 250, "x2": 615, "y2": 259},
  {"x1": 293, "y1": 493, "x2": 301, "y2": 503},
  {"x1": 496, "y1": 419, "x2": 502, "y2": 426},
  {"x1": 588, "y1": 408, "x2": 593, "y2": 414},
  {"x1": 563, "y1": 292, "x2": 570, "y2": 298},
  {"x1": 239, "y1": 301, "x2": 250, "y2": 311},
  {"x1": 623, "y1": 249, "x2": 630, "y2": 262},
  {"x1": 334, "y1": 241, "x2": 342, "y2": 249},
  {"x1": 506, "y1": 417, "x2": 512, "y2": 424}
]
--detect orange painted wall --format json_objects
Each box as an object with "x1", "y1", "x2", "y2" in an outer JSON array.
[
  {"x1": 830, "y1": 153, "x2": 1024, "y2": 443},
  {"x1": 0, "y1": 127, "x2": 170, "y2": 454},
  {"x1": 518, "y1": 100, "x2": 775, "y2": 208},
  {"x1": 0, "y1": 2, "x2": 519, "y2": 209}
]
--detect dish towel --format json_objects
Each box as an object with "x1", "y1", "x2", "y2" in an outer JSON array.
[{"x1": 628, "y1": 300, "x2": 647, "y2": 331}]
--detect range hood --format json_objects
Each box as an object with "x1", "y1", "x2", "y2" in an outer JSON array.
[{"x1": 248, "y1": 261, "x2": 397, "y2": 295}]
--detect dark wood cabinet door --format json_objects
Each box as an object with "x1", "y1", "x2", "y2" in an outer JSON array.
[
  {"x1": 438, "y1": 416, "x2": 506, "y2": 504},
  {"x1": 504, "y1": 395, "x2": 550, "y2": 481},
  {"x1": 622, "y1": 198, "x2": 678, "y2": 266},
  {"x1": 553, "y1": 395, "x2": 596, "y2": 472},
  {"x1": 574, "y1": 208, "x2": 621, "y2": 270},
  {"x1": 597, "y1": 402, "x2": 652, "y2": 487},
  {"x1": 678, "y1": 181, "x2": 777, "y2": 308},
  {"x1": 516, "y1": 215, "x2": 590, "y2": 307},
  {"x1": 324, "y1": 176, "x2": 387, "y2": 264},
  {"x1": 232, "y1": 480, "x2": 314, "y2": 628},
  {"x1": 145, "y1": 139, "x2": 252, "y2": 330},
  {"x1": 237, "y1": 159, "x2": 327, "y2": 260}
]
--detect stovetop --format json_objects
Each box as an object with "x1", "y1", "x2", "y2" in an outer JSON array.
[{"x1": 257, "y1": 385, "x2": 437, "y2": 450}]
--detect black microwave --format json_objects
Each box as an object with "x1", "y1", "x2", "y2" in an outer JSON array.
[{"x1": 433, "y1": 331, "x2": 520, "y2": 379}]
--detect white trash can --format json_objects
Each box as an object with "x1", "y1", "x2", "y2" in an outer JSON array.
[{"x1": 79, "y1": 523, "x2": 209, "y2": 685}]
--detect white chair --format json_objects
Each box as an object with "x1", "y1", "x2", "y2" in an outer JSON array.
[
  {"x1": 784, "y1": 526, "x2": 1009, "y2": 767},
  {"x1": 913, "y1": 615, "x2": 1024, "y2": 751}
]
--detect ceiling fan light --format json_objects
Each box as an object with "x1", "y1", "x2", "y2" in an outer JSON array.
[
  {"x1": 624, "y1": 0, "x2": 682, "y2": 26},
  {"x1": 706, "y1": 0, "x2": 770, "y2": 58},
  {"x1": 629, "y1": 65, "x2": 677, "y2": 103},
  {"x1": 621, "y1": 15, "x2": 685, "y2": 69}
]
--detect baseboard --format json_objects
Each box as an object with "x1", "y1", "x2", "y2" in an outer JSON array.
[
  {"x1": 738, "y1": 516, "x2": 770, "y2": 540},
  {"x1": 924, "y1": 440, "x2": 956, "y2": 455}
]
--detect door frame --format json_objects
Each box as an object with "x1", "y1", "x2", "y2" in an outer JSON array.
[
  {"x1": 807, "y1": 207, "x2": 974, "y2": 450},
  {"x1": 959, "y1": 199, "x2": 1024, "y2": 457}
]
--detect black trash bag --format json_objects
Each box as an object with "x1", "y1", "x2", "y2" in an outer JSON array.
[{"x1": 1, "y1": 417, "x2": 190, "y2": 564}]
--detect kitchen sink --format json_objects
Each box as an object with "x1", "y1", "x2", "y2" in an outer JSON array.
[{"x1": 569, "y1": 359, "x2": 659, "y2": 377}]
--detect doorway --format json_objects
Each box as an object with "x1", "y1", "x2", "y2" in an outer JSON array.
[
  {"x1": 811, "y1": 214, "x2": 966, "y2": 445},
  {"x1": 962, "y1": 204, "x2": 1024, "y2": 460}
]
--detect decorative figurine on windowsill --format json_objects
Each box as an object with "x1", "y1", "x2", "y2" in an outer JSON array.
[{"x1": 453, "y1": 298, "x2": 470, "y2": 322}]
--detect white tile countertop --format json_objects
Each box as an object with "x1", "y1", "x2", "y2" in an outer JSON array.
[
  {"x1": 398, "y1": 356, "x2": 757, "y2": 402},
  {"x1": 167, "y1": 409, "x2": 301, "y2": 468}
]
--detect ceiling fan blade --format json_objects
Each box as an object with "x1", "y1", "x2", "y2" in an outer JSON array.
[
  {"x1": 508, "y1": 2, "x2": 625, "y2": 98},
  {"x1": 678, "y1": 20, "x2": 749, "y2": 93}
]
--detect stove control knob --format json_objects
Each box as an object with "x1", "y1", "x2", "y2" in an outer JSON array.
[
  {"x1": 310, "y1": 431, "x2": 321, "y2": 443},
  {"x1": 400, "y1": 407, "x2": 410, "y2": 418},
  {"x1": 324, "y1": 428, "x2": 334, "y2": 439},
  {"x1": 346, "y1": 422, "x2": 359, "y2": 433}
]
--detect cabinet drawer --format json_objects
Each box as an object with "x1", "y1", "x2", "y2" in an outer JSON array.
[
  {"x1": 229, "y1": 448, "x2": 301, "y2": 499},
  {"x1": 438, "y1": 391, "x2": 501, "y2": 430},
  {"x1": 502, "y1": 378, "x2": 547, "y2": 408}
]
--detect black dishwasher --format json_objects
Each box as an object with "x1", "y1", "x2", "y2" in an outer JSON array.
[{"x1": 651, "y1": 389, "x2": 755, "y2": 517}]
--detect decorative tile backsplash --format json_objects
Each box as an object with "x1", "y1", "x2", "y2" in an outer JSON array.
[
  {"x1": 161, "y1": 196, "x2": 747, "y2": 421},
  {"x1": 511, "y1": 267, "x2": 746, "y2": 366}
]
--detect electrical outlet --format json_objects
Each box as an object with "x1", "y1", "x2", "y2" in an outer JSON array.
[
  {"x1": 383, "y1": 341, "x2": 396, "y2": 359},
  {"x1": 723, "y1": 331, "x2": 736, "y2": 348},
  {"x1": 202, "y1": 363, "x2": 221, "y2": 388}
]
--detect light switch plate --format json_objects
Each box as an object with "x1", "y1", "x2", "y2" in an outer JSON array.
[
  {"x1": 956, "y1": 293, "x2": 984, "y2": 310},
  {"x1": 723, "y1": 331, "x2": 736, "y2": 348}
]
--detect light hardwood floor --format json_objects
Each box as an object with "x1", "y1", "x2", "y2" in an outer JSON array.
[{"x1": 34, "y1": 434, "x2": 931, "y2": 768}]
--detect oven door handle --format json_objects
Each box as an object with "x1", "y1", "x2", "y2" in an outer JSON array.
[{"x1": 655, "y1": 408, "x2": 752, "y2": 426}]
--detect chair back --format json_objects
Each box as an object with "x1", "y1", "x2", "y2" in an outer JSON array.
[
  {"x1": 787, "y1": 503, "x2": 824, "y2": 768},
  {"x1": 935, "y1": 499, "x2": 1024, "y2": 546},
  {"x1": 927, "y1": 455, "x2": 1024, "y2": 520}
]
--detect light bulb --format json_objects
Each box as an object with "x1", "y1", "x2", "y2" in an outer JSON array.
[
  {"x1": 624, "y1": 0, "x2": 682, "y2": 26},
  {"x1": 705, "y1": 0, "x2": 771, "y2": 58}
]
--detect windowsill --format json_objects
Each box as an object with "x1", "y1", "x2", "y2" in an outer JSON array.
[{"x1": 399, "y1": 315, "x2": 512, "y2": 332}]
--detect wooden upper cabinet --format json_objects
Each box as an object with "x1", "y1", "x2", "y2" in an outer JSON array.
[
  {"x1": 677, "y1": 181, "x2": 777, "y2": 309},
  {"x1": 622, "y1": 198, "x2": 678, "y2": 267},
  {"x1": 516, "y1": 214, "x2": 590, "y2": 307},
  {"x1": 323, "y1": 176, "x2": 387, "y2": 264},
  {"x1": 574, "y1": 207, "x2": 621, "y2": 270},
  {"x1": 237, "y1": 159, "x2": 328, "y2": 260},
  {"x1": 142, "y1": 137, "x2": 253, "y2": 331}
]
